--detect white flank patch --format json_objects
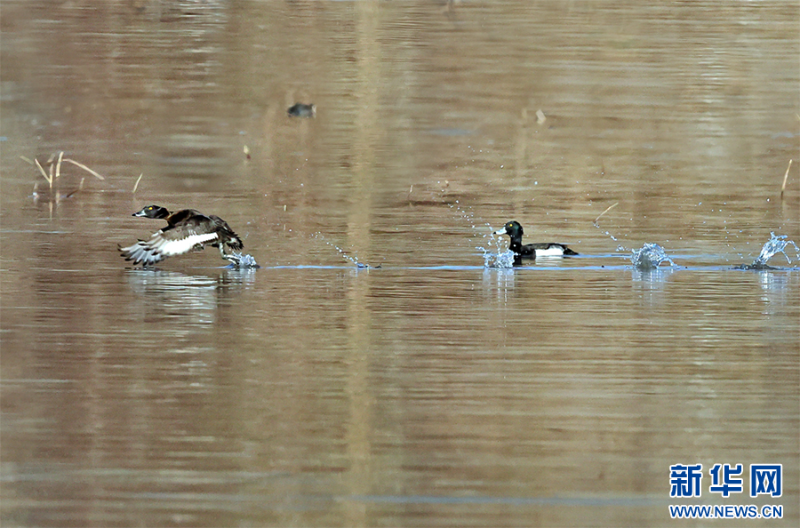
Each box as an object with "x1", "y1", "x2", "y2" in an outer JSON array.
[{"x1": 535, "y1": 246, "x2": 566, "y2": 257}]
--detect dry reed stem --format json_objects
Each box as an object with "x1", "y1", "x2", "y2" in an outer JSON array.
[
  {"x1": 34, "y1": 158, "x2": 52, "y2": 188},
  {"x1": 593, "y1": 202, "x2": 619, "y2": 226},
  {"x1": 56, "y1": 151, "x2": 64, "y2": 179},
  {"x1": 132, "y1": 173, "x2": 143, "y2": 193},
  {"x1": 20, "y1": 156, "x2": 34, "y2": 165},
  {"x1": 62, "y1": 158, "x2": 105, "y2": 180},
  {"x1": 781, "y1": 159, "x2": 792, "y2": 199}
]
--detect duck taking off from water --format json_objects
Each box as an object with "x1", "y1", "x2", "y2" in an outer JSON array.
[
  {"x1": 119, "y1": 205, "x2": 244, "y2": 267},
  {"x1": 494, "y1": 220, "x2": 577, "y2": 264}
]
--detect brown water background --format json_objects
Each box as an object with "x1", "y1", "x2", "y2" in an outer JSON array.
[{"x1": 1, "y1": 1, "x2": 798, "y2": 527}]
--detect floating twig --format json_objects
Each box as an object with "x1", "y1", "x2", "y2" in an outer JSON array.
[
  {"x1": 62, "y1": 158, "x2": 105, "y2": 180},
  {"x1": 20, "y1": 155, "x2": 34, "y2": 166},
  {"x1": 781, "y1": 159, "x2": 792, "y2": 199},
  {"x1": 593, "y1": 201, "x2": 619, "y2": 226},
  {"x1": 66, "y1": 185, "x2": 82, "y2": 199},
  {"x1": 132, "y1": 173, "x2": 143, "y2": 194}
]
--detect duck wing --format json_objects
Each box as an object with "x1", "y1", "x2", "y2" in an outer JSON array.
[
  {"x1": 164, "y1": 209, "x2": 203, "y2": 226},
  {"x1": 119, "y1": 223, "x2": 221, "y2": 265}
]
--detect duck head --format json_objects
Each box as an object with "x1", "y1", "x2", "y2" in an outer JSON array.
[
  {"x1": 494, "y1": 220, "x2": 524, "y2": 239},
  {"x1": 133, "y1": 205, "x2": 170, "y2": 219}
]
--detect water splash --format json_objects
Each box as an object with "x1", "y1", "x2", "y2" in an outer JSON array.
[
  {"x1": 740, "y1": 233, "x2": 799, "y2": 270},
  {"x1": 753, "y1": 233, "x2": 799, "y2": 266},
  {"x1": 441, "y1": 196, "x2": 514, "y2": 268},
  {"x1": 630, "y1": 243, "x2": 675, "y2": 271},
  {"x1": 480, "y1": 247, "x2": 517, "y2": 269},
  {"x1": 475, "y1": 226, "x2": 516, "y2": 268},
  {"x1": 227, "y1": 252, "x2": 259, "y2": 269}
]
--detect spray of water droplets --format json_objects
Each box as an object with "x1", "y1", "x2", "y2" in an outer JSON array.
[
  {"x1": 443, "y1": 195, "x2": 516, "y2": 268},
  {"x1": 312, "y1": 233, "x2": 371, "y2": 268}
]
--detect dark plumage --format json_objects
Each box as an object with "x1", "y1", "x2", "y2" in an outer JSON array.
[
  {"x1": 494, "y1": 220, "x2": 577, "y2": 264},
  {"x1": 287, "y1": 103, "x2": 316, "y2": 118},
  {"x1": 119, "y1": 205, "x2": 243, "y2": 266}
]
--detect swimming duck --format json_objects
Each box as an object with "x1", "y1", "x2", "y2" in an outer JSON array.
[
  {"x1": 119, "y1": 205, "x2": 244, "y2": 266},
  {"x1": 287, "y1": 103, "x2": 316, "y2": 118},
  {"x1": 494, "y1": 220, "x2": 577, "y2": 263}
]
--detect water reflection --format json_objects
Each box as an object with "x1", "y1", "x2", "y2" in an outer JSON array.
[
  {"x1": 757, "y1": 271, "x2": 798, "y2": 316},
  {"x1": 125, "y1": 268, "x2": 255, "y2": 324},
  {"x1": 481, "y1": 268, "x2": 516, "y2": 303},
  {"x1": 631, "y1": 266, "x2": 676, "y2": 285}
]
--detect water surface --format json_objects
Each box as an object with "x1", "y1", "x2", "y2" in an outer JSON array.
[{"x1": 1, "y1": 1, "x2": 798, "y2": 527}]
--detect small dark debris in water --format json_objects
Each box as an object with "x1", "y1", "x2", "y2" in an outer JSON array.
[
  {"x1": 288, "y1": 103, "x2": 316, "y2": 118},
  {"x1": 356, "y1": 262, "x2": 381, "y2": 269},
  {"x1": 732, "y1": 263, "x2": 779, "y2": 271}
]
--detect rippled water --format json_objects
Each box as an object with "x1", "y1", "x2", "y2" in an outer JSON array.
[{"x1": 1, "y1": 1, "x2": 798, "y2": 527}]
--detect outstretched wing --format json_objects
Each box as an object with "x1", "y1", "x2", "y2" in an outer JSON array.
[{"x1": 119, "y1": 229, "x2": 220, "y2": 266}]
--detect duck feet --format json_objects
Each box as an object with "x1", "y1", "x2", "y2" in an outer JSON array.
[{"x1": 222, "y1": 253, "x2": 241, "y2": 267}]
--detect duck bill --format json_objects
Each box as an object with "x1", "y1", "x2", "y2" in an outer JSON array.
[
  {"x1": 493, "y1": 227, "x2": 508, "y2": 235},
  {"x1": 132, "y1": 209, "x2": 147, "y2": 217}
]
